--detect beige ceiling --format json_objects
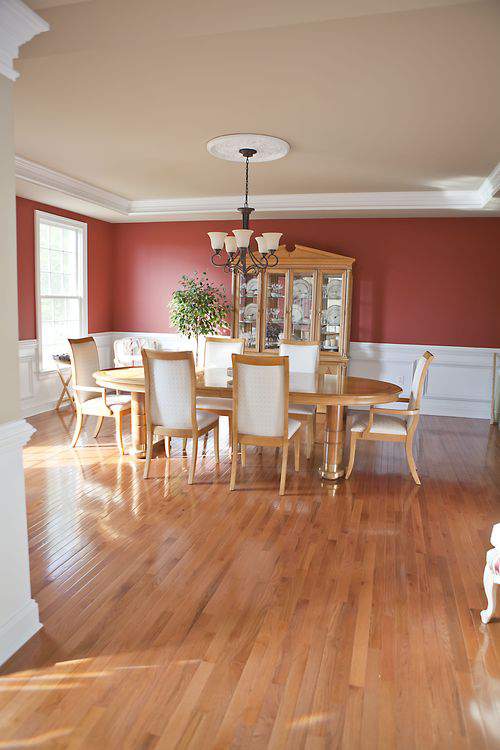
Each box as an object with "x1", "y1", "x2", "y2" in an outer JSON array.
[{"x1": 14, "y1": 0, "x2": 500, "y2": 202}]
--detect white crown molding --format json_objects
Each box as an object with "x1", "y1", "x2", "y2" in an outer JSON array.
[
  {"x1": 15, "y1": 157, "x2": 130, "y2": 214},
  {"x1": 0, "y1": 0, "x2": 49, "y2": 81},
  {"x1": 15, "y1": 156, "x2": 500, "y2": 220}
]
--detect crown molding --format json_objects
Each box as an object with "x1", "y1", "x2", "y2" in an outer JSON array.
[
  {"x1": 15, "y1": 157, "x2": 130, "y2": 214},
  {"x1": 0, "y1": 0, "x2": 49, "y2": 81},
  {"x1": 15, "y1": 156, "x2": 500, "y2": 220}
]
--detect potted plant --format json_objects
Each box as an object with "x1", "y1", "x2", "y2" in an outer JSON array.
[{"x1": 170, "y1": 272, "x2": 231, "y2": 366}]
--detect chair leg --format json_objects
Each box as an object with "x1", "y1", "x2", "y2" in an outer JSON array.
[
  {"x1": 241, "y1": 445, "x2": 246, "y2": 467},
  {"x1": 165, "y1": 436, "x2": 171, "y2": 458},
  {"x1": 228, "y1": 415, "x2": 233, "y2": 450},
  {"x1": 481, "y1": 563, "x2": 497, "y2": 624},
  {"x1": 230, "y1": 442, "x2": 238, "y2": 491},
  {"x1": 294, "y1": 432, "x2": 300, "y2": 472},
  {"x1": 115, "y1": 411, "x2": 125, "y2": 456},
  {"x1": 143, "y1": 427, "x2": 154, "y2": 479},
  {"x1": 214, "y1": 421, "x2": 220, "y2": 463},
  {"x1": 71, "y1": 408, "x2": 84, "y2": 448},
  {"x1": 279, "y1": 441, "x2": 289, "y2": 496},
  {"x1": 182, "y1": 438, "x2": 187, "y2": 455},
  {"x1": 405, "y1": 436, "x2": 421, "y2": 485},
  {"x1": 306, "y1": 416, "x2": 314, "y2": 459},
  {"x1": 93, "y1": 415, "x2": 104, "y2": 438},
  {"x1": 188, "y1": 436, "x2": 198, "y2": 485},
  {"x1": 202, "y1": 432, "x2": 208, "y2": 456},
  {"x1": 345, "y1": 433, "x2": 358, "y2": 479}
]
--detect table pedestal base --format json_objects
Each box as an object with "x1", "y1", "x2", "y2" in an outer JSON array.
[
  {"x1": 319, "y1": 404, "x2": 347, "y2": 480},
  {"x1": 130, "y1": 392, "x2": 146, "y2": 458}
]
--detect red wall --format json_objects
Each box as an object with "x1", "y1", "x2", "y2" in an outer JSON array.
[
  {"x1": 113, "y1": 217, "x2": 500, "y2": 348},
  {"x1": 16, "y1": 197, "x2": 114, "y2": 340},
  {"x1": 16, "y1": 198, "x2": 500, "y2": 348}
]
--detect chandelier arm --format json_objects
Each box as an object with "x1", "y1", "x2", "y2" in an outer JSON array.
[
  {"x1": 247, "y1": 248, "x2": 267, "y2": 270},
  {"x1": 211, "y1": 252, "x2": 230, "y2": 268}
]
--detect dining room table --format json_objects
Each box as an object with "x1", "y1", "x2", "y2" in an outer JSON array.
[{"x1": 93, "y1": 366, "x2": 402, "y2": 480}]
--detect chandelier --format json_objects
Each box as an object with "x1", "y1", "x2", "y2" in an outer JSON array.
[{"x1": 206, "y1": 134, "x2": 289, "y2": 277}]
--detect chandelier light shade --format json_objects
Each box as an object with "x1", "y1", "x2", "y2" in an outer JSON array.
[{"x1": 206, "y1": 134, "x2": 289, "y2": 277}]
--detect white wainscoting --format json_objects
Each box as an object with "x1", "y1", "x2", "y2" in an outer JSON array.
[
  {"x1": 18, "y1": 333, "x2": 498, "y2": 420},
  {"x1": 19, "y1": 333, "x2": 114, "y2": 418}
]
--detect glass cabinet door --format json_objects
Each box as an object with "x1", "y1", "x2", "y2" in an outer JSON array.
[
  {"x1": 263, "y1": 271, "x2": 288, "y2": 350},
  {"x1": 237, "y1": 275, "x2": 260, "y2": 350},
  {"x1": 289, "y1": 271, "x2": 315, "y2": 342},
  {"x1": 318, "y1": 272, "x2": 344, "y2": 352}
]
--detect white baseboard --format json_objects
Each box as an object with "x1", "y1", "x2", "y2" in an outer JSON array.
[
  {"x1": 18, "y1": 333, "x2": 499, "y2": 420},
  {"x1": 0, "y1": 599, "x2": 41, "y2": 667}
]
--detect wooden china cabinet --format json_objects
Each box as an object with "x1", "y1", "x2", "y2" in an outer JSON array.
[{"x1": 232, "y1": 244, "x2": 355, "y2": 370}]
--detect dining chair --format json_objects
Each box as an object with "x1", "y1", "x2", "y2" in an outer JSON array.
[
  {"x1": 142, "y1": 349, "x2": 219, "y2": 483},
  {"x1": 345, "y1": 351, "x2": 434, "y2": 484},
  {"x1": 69, "y1": 336, "x2": 131, "y2": 453},
  {"x1": 230, "y1": 354, "x2": 302, "y2": 496},
  {"x1": 196, "y1": 336, "x2": 245, "y2": 450},
  {"x1": 279, "y1": 341, "x2": 320, "y2": 459}
]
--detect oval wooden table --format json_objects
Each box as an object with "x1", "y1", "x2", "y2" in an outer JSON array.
[{"x1": 94, "y1": 366, "x2": 401, "y2": 480}]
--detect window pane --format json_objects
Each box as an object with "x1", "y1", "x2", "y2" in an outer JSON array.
[
  {"x1": 50, "y1": 249, "x2": 63, "y2": 273},
  {"x1": 51, "y1": 273, "x2": 63, "y2": 294},
  {"x1": 40, "y1": 246, "x2": 50, "y2": 272},
  {"x1": 41, "y1": 298, "x2": 53, "y2": 321},
  {"x1": 39, "y1": 223, "x2": 50, "y2": 247},
  {"x1": 63, "y1": 273, "x2": 77, "y2": 294},
  {"x1": 40, "y1": 272, "x2": 50, "y2": 294},
  {"x1": 63, "y1": 229, "x2": 77, "y2": 252},
  {"x1": 50, "y1": 225, "x2": 63, "y2": 250},
  {"x1": 67, "y1": 298, "x2": 79, "y2": 320},
  {"x1": 63, "y1": 252, "x2": 75, "y2": 274},
  {"x1": 53, "y1": 298, "x2": 66, "y2": 322}
]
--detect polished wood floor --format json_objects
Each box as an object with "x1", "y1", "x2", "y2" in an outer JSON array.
[{"x1": 1, "y1": 409, "x2": 499, "y2": 749}]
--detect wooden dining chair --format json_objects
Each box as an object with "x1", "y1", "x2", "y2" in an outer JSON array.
[
  {"x1": 345, "y1": 351, "x2": 434, "y2": 484},
  {"x1": 279, "y1": 341, "x2": 320, "y2": 459},
  {"x1": 68, "y1": 336, "x2": 131, "y2": 453},
  {"x1": 196, "y1": 336, "x2": 245, "y2": 451},
  {"x1": 142, "y1": 349, "x2": 219, "y2": 483},
  {"x1": 230, "y1": 354, "x2": 302, "y2": 496}
]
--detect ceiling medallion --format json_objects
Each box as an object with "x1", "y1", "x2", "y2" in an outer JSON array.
[{"x1": 206, "y1": 133, "x2": 290, "y2": 277}]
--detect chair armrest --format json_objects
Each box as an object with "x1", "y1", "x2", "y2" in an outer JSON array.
[{"x1": 74, "y1": 385, "x2": 106, "y2": 396}]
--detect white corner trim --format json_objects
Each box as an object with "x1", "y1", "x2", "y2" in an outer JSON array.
[
  {"x1": 14, "y1": 156, "x2": 500, "y2": 219},
  {"x1": 15, "y1": 157, "x2": 130, "y2": 214},
  {"x1": 0, "y1": 0, "x2": 49, "y2": 81},
  {"x1": 0, "y1": 598, "x2": 41, "y2": 667},
  {"x1": 0, "y1": 418, "x2": 35, "y2": 452}
]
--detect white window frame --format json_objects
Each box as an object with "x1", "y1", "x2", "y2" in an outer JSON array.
[{"x1": 35, "y1": 210, "x2": 88, "y2": 373}]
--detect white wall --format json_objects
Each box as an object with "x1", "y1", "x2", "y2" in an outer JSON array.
[{"x1": 19, "y1": 332, "x2": 498, "y2": 420}]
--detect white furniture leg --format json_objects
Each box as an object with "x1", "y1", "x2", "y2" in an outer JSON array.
[{"x1": 480, "y1": 523, "x2": 500, "y2": 624}]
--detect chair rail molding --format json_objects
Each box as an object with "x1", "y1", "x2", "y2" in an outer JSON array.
[
  {"x1": 0, "y1": 417, "x2": 41, "y2": 666},
  {"x1": 15, "y1": 156, "x2": 500, "y2": 220},
  {"x1": 0, "y1": 0, "x2": 49, "y2": 81}
]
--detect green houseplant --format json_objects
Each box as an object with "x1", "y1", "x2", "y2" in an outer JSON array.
[{"x1": 169, "y1": 272, "x2": 231, "y2": 365}]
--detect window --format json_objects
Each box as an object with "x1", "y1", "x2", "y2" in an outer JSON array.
[{"x1": 35, "y1": 211, "x2": 88, "y2": 371}]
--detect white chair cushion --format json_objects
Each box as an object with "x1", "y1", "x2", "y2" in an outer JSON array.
[
  {"x1": 82, "y1": 394, "x2": 131, "y2": 415},
  {"x1": 196, "y1": 397, "x2": 233, "y2": 413},
  {"x1": 288, "y1": 418, "x2": 302, "y2": 439},
  {"x1": 289, "y1": 403, "x2": 316, "y2": 416},
  {"x1": 195, "y1": 410, "x2": 219, "y2": 430},
  {"x1": 351, "y1": 413, "x2": 407, "y2": 436}
]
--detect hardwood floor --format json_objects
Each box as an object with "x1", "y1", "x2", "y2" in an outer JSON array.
[{"x1": 1, "y1": 408, "x2": 499, "y2": 749}]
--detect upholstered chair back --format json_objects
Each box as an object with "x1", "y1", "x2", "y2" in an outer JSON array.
[
  {"x1": 233, "y1": 355, "x2": 289, "y2": 438},
  {"x1": 204, "y1": 337, "x2": 244, "y2": 369},
  {"x1": 142, "y1": 350, "x2": 195, "y2": 431},
  {"x1": 407, "y1": 351, "x2": 434, "y2": 429},
  {"x1": 69, "y1": 337, "x2": 100, "y2": 403},
  {"x1": 279, "y1": 342, "x2": 319, "y2": 373}
]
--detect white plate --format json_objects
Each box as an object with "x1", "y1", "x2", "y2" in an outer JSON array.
[
  {"x1": 245, "y1": 278, "x2": 259, "y2": 297},
  {"x1": 325, "y1": 278, "x2": 342, "y2": 300},
  {"x1": 291, "y1": 304, "x2": 303, "y2": 324},
  {"x1": 323, "y1": 305, "x2": 341, "y2": 326},
  {"x1": 243, "y1": 302, "x2": 258, "y2": 322},
  {"x1": 293, "y1": 278, "x2": 312, "y2": 300}
]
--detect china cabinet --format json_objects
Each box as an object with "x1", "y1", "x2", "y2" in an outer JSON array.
[{"x1": 232, "y1": 244, "x2": 355, "y2": 368}]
